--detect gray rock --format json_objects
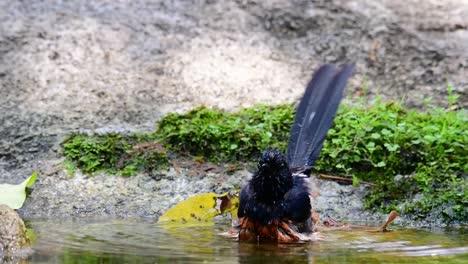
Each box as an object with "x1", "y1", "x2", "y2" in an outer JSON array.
[
  {"x1": 20, "y1": 162, "x2": 252, "y2": 219},
  {"x1": 0, "y1": 204, "x2": 32, "y2": 258}
]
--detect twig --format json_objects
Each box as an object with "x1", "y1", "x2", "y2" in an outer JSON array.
[
  {"x1": 318, "y1": 210, "x2": 399, "y2": 232},
  {"x1": 376, "y1": 210, "x2": 399, "y2": 232},
  {"x1": 318, "y1": 174, "x2": 376, "y2": 187}
]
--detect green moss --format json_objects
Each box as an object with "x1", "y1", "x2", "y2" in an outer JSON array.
[
  {"x1": 156, "y1": 105, "x2": 293, "y2": 161},
  {"x1": 116, "y1": 143, "x2": 169, "y2": 177},
  {"x1": 61, "y1": 133, "x2": 168, "y2": 176}
]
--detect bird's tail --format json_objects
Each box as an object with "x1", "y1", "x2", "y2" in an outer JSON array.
[{"x1": 286, "y1": 64, "x2": 355, "y2": 174}]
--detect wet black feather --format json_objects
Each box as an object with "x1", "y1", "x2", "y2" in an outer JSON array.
[
  {"x1": 287, "y1": 64, "x2": 355, "y2": 172},
  {"x1": 238, "y1": 150, "x2": 292, "y2": 224}
]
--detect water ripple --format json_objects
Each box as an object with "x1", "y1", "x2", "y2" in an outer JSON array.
[{"x1": 27, "y1": 218, "x2": 468, "y2": 263}]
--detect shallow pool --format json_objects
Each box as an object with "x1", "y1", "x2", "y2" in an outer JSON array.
[{"x1": 26, "y1": 218, "x2": 467, "y2": 263}]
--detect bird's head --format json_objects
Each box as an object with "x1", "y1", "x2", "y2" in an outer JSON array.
[{"x1": 251, "y1": 149, "x2": 293, "y2": 204}]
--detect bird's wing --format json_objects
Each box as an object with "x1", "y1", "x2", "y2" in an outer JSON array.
[
  {"x1": 286, "y1": 64, "x2": 355, "y2": 172},
  {"x1": 237, "y1": 184, "x2": 252, "y2": 218},
  {"x1": 283, "y1": 177, "x2": 311, "y2": 222}
]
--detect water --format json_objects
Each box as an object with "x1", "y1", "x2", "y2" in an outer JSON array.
[{"x1": 25, "y1": 218, "x2": 467, "y2": 264}]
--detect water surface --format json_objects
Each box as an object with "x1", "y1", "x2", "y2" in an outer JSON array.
[{"x1": 27, "y1": 218, "x2": 467, "y2": 263}]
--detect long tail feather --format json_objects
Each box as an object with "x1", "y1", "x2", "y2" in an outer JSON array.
[{"x1": 287, "y1": 64, "x2": 355, "y2": 173}]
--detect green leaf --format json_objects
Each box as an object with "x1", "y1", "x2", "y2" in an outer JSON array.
[
  {"x1": 230, "y1": 144, "x2": 238, "y2": 150},
  {"x1": 26, "y1": 229, "x2": 38, "y2": 243},
  {"x1": 352, "y1": 175, "x2": 360, "y2": 187},
  {"x1": 384, "y1": 143, "x2": 399, "y2": 152},
  {"x1": 0, "y1": 171, "x2": 38, "y2": 209},
  {"x1": 26, "y1": 172, "x2": 38, "y2": 187},
  {"x1": 381, "y1": 128, "x2": 392, "y2": 136},
  {"x1": 366, "y1": 142, "x2": 376, "y2": 152},
  {"x1": 159, "y1": 192, "x2": 239, "y2": 226},
  {"x1": 376, "y1": 161, "x2": 386, "y2": 167}
]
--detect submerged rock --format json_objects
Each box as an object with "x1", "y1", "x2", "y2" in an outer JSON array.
[{"x1": 0, "y1": 204, "x2": 31, "y2": 259}]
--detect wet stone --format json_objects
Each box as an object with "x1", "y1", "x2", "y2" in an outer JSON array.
[{"x1": 0, "y1": 204, "x2": 31, "y2": 258}]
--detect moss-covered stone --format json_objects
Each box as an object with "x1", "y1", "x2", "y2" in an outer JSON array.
[{"x1": 0, "y1": 204, "x2": 31, "y2": 257}]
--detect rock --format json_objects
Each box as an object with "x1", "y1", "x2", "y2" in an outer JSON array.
[
  {"x1": 308, "y1": 176, "x2": 384, "y2": 223},
  {"x1": 0, "y1": 204, "x2": 31, "y2": 258},
  {"x1": 19, "y1": 165, "x2": 252, "y2": 219}
]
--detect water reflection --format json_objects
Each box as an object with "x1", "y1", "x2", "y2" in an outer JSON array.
[{"x1": 25, "y1": 218, "x2": 468, "y2": 264}]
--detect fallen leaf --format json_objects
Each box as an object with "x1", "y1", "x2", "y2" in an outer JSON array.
[
  {"x1": 0, "y1": 171, "x2": 38, "y2": 209},
  {"x1": 159, "y1": 192, "x2": 239, "y2": 226}
]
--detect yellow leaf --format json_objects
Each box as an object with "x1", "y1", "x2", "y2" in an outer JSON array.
[{"x1": 159, "y1": 192, "x2": 239, "y2": 226}]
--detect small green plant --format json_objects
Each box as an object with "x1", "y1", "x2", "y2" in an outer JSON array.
[{"x1": 447, "y1": 82, "x2": 460, "y2": 108}]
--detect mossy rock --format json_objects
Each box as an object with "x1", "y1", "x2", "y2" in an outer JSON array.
[{"x1": 0, "y1": 204, "x2": 31, "y2": 257}]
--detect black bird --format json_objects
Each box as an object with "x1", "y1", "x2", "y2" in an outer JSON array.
[{"x1": 235, "y1": 64, "x2": 355, "y2": 242}]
